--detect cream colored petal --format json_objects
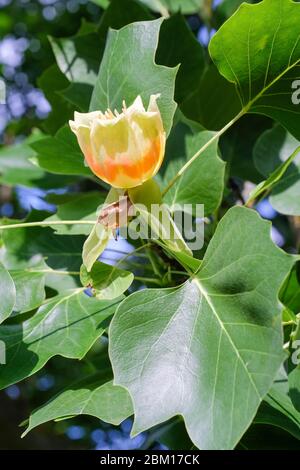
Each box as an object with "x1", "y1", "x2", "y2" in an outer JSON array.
[
  {"x1": 148, "y1": 93, "x2": 161, "y2": 113},
  {"x1": 69, "y1": 110, "x2": 101, "y2": 130},
  {"x1": 127, "y1": 95, "x2": 145, "y2": 114},
  {"x1": 90, "y1": 113, "x2": 132, "y2": 161},
  {"x1": 72, "y1": 126, "x2": 93, "y2": 162}
]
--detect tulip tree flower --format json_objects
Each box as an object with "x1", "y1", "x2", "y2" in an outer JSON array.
[{"x1": 69, "y1": 94, "x2": 166, "y2": 189}]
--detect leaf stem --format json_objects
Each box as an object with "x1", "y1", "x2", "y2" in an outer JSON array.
[
  {"x1": 0, "y1": 220, "x2": 97, "y2": 230},
  {"x1": 154, "y1": 0, "x2": 169, "y2": 17},
  {"x1": 25, "y1": 268, "x2": 80, "y2": 276},
  {"x1": 134, "y1": 276, "x2": 161, "y2": 285},
  {"x1": 245, "y1": 145, "x2": 300, "y2": 207},
  {"x1": 162, "y1": 110, "x2": 245, "y2": 196}
]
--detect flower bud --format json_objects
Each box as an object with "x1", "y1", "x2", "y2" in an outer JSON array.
[{"x1": 69, "y1": 95, "x2": 166, "y2": 189}]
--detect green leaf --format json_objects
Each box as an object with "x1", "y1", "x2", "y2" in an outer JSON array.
[
  {"x1": 83, "y1": 224, "x2": 111, "y2": 273},
  {"x1": 247, "y1": 138, "x2": 300, "y2": 206},
  {"x1": 98, "y1": 0, "x2": 153, "y2": 37},
  {"x1": 22, "y1": 376, "x2": 133, "y2": 437},
  {"x1": 255, "y1": 366, "x2": 300, "y2": 440},
  {"x1": 253, "y1": 124, "x2": 300, "y2": 214},
  {"x1": 60, "y1": 83, "x2": 93, "y2": 113},
  {"x1": 280, "y1": 264, "x2": 300, "y2": 315},
  {"x1": 80, "y1": 261, "x2": 134, "y2": 299},
  {"x1": 8, "y1": 258, "x2": 46, "y2": 315},
  {"x1": 30, "y1": 126, "x2": 92, "y2": 176},
  {"x1": 90, "y1": 0, "x2": 110, "y2": 8},
  {"x1": 109, "y1": 206, "x2": 294, "y2": 449},
  {"x1": 0, "y1": 133, "x2": 44, "y2": 187},
  {"x1": 90, "y1": 19, "x2": 178, "y2": 136},
  {"x1": 49, "y1": 33, "x2": 101, "y2": 86},
  {"x1": 140, "y1": 0, "x2": 202, "y2": 14},
  {"x1": 0, "y1": 262, "x2": 16, "y2": 324},
  {"x1": 163, "y1": 129, "x2": 225, "y2": 216},
  {"x1": 0, "y1": 290, "x2": 122, "y2": 389},
  {"x1": 180, "y1": 64, "x2": 241, "y2": 130},
  {"x1": 156, "y1": 14, "x2": 205, "y2": 109},
  {"x1": 38, "y1": 64, "x2": 73, "y2": 135},
  {"x1": 209, "y1": 0, "x2": 300, "y2": 140},
  {"x1": 215, "y1": 0, "x2": 257, "y2": 27},
  {"x1": 45, "y1": 192, "x2": 104, "y2": 235},
  {"x1": 254, "y1": 124, "x2": 299, "y2": 177},
  {"x1": 1, "y1": 212, "x2": 85, "y2": 275},
  {"x1": 238, "y1": 423, "x2": 300, "y2": 449},
  {"x1": 221, "y1": 114, "x2": 271, "y2": 184}
]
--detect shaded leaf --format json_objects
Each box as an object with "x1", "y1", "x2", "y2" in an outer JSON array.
[
  {"x1": 22, "y1": 376, "x2": 133, "y2": 436},
  {"x1": 0, "y1": 262, "x2": 16, "y2": 324},
  {"x1": 1, "y1": 212, "x2": 85, "y2": 280},
  {"x1": 30, "y1": 126, "x2": 92, "y2": 176},
  {"x1": 0, "y1": 290, "x2": 122, "y2": 389},
  {"x1": 45, "y1": 192, "x2": 104, "y2": 236},
  {"x1": 180, "y1": 64, "x2": 241, "y2": 130},
  {"x1": 163, "y1": 130, "x2": 225, "y2": 216},
  {"x1": 156, "y1": 14, "x2": 205, "y2": 109},
  {"x1": 254, "y1": 366, "x2": 300, "y2": 440},
  {"x1": 0, "y1": 134, "x2": 44, "y2": 187},
  {"x1": 253, "y1": 124, "x2": 300, "y2": 214},
  {"x1": 38, "y1": 64, "x2": 73, "y2": 135},
  {"x1": 9, "y1": 258, "x2": 46, "y2": 315}
]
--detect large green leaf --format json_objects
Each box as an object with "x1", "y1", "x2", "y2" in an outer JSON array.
[
  {"x1": 0, "y1": 262, "x2": 16, "y2": 324},
  {"x1": 0, "y1": 290, "x2": 122, "y2": 389},
  {"x1": 8, "y1": 258, "x2": 46, "y2": 315},
  {"x1": 30, "y1": 126, "x2": 92, "y2": 176},
  {"x1": 209, "y1": 0, "x2": 300, "y2": 140},
  {"x1": 90, "y1": 19, "x2": 178, "y2": 136},
  {"x1": 22, "y1": 376, "x2": 133, "y2": 436},
  {"x1": 163, "y1": 130, "x2": 225, "y2": 215},
  {"x1": 253, "y1": 125, "x2": 300, "y2": 215},
  {"x1": 215, "y1": 0, "x2": 258, "y2": 27},
  {"x1": 109, "y1": 206, "x2": 294, "y2": 449}
]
